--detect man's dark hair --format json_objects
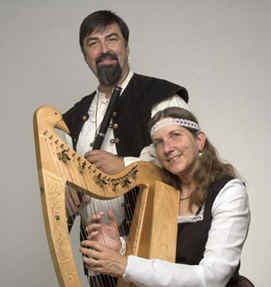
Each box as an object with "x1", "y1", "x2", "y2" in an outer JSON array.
[{"x1": 79, "y1": 10, "x2": 129, "y2": 53}]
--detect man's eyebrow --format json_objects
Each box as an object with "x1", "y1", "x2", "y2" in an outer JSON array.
[
  {"x1": 84, "y1": 35, "x2": 98, "y2": 43},
  {"x1": 105, "y1": 32, "x2": 120, "y2": 39},
  {"x1": 85, "y1": 32, "x2": 119, "y2": 43}
]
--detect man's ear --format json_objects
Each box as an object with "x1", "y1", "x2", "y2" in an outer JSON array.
[{"x1": 83, "y1": 52, "x2": 87, "y2": 62}]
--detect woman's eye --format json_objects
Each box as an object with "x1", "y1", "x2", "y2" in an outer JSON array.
[
  {"x1": 171, "y1": 132, "x2": 181, "y2": 139},
  {"x1": 153, "y1": 140, "x2": 162, "y2": 148}
]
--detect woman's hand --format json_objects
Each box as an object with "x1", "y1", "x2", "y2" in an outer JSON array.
[
  {"x1": 81, "y1": 210, "x2": 126, "y2": 277},
  {"x1": 86, "y1": 209, "x2": 121, "y2": 252},
  {"x1": 80, "y1": 240, "x2": 127, "y2": 277}
]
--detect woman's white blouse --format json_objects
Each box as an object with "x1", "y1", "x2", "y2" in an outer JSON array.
[{"x1": 123, "y1": 179, "x2": 250, "y2": 287}]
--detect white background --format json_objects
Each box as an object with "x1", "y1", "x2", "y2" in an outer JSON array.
[{"x1": 1, "y1": 1, "x2": 270, "y2": 286}]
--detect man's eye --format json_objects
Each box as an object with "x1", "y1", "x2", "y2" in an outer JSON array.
[
  {"x1": 108, "y1": 36, "x2": 118, "y2": 42},
  {"x1": 87, "y1": 41, "x2": 97, "y2": 47}
]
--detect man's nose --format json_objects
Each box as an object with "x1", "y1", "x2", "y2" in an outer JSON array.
[{"x1": 100, "y1": 41, "x2": 110, "y2": 54}]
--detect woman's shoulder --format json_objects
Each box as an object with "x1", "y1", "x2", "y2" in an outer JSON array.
[
  {"x1": 218, "y1": 178, "x2": 247, "y2": 197},
  {"x1": 212, "y1": 178, "x2": 249, "y2": 213}
]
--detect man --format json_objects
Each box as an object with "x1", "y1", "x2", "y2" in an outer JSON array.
[{"x1": 63, "y1": 10, "x2": 189, "y2": 286}]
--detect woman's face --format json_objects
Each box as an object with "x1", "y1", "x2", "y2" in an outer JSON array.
[{"x1": 152, "y1": 124, "x2": 205, "y2": 179}]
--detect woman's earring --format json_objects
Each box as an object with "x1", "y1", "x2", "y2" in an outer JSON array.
[{"x1": 198, "y1": 150, "x2": 203, "y2": 157}]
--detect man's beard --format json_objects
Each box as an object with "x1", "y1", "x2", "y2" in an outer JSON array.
[{"x1": 96, "y1": 52, "x2": 122, "y2": 86}]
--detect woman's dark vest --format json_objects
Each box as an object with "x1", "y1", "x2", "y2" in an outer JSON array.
[{"x1": 176, "y1": 177, "x2": 240, "y2": 285}]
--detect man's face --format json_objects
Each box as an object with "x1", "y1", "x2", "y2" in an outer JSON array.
[{"x1": 82, "y1": 23, "x2": 129, "y2": 86}]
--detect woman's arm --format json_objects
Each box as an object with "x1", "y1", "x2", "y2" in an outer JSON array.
[
  {"x1": 123, "y1": 179, "x2": 250, "y2": 287},
  {"x1": 80, "y1": 179, "x2": 250, "y2": 287}
]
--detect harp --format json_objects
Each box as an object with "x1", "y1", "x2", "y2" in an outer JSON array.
[{"x1": 33, "y1": 105, "x2": 179, "y2": 287}]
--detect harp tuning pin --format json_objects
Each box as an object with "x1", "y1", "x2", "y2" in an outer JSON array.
[
  {"x1": 57, "y1": 149, "x2": 71, "y2": 163},
  {"x1": 79, "y1": 161, "x2": 87, "y2": 174}
]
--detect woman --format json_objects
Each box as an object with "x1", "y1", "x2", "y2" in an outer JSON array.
[{"x1": 80, "y1": 107, "x2": 250, "y2": 287}]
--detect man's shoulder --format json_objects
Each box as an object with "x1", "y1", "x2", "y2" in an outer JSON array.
[
  {"x1": 133, "y1": 73, "x2": 179, "y2": 85},
  {"x1": 132, "y1": 73, "x2": 172, "y2": 84},
  {"x1": 131, "y1": 73, "x2": 188, "y2": 103}
]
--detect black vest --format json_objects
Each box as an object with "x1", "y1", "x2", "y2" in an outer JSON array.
[
  {"x1": 176, "y1": 177, "x2": 240, "y2": 285},
  {"x1": 62, "y1": 73, "x2": 188, "y2": 156}
]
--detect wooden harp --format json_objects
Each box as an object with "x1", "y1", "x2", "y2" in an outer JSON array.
[{"x1": 33, "y1": 105, "x2": 179, "y2": 287}]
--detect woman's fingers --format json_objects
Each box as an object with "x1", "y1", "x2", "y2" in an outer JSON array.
[
  {"x1": 86, "y1": 223, "x2": 101, "y2": 234},
  {"x1": 81, "y1": 240, "x2": 102, "y2": 251},
  {"x1": 108, "y1": 208, "x2": 118, "y2": 227}
]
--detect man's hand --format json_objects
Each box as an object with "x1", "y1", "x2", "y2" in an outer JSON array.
[
  {"x1": 65, "y1": 186, "x2": 91, "y2": 217},
  {"x1": 84, "y1": 150, "x2": 124, "y2": 174}
]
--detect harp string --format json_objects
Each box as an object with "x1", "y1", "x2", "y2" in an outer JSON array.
[
  {"x1": 82, "y1": 198, "x2": 117, "y2": 287},
  {"x1": 77, "y1": 182, "x2": 138, "y2": 287}
]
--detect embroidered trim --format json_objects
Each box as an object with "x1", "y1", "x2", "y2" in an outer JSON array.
[
  {"x1": 151, "y1": 117, "x2": 200, "y2": 135},
  {"x1": 177, "y1": 204, "x2": 205, "y2": 224}
]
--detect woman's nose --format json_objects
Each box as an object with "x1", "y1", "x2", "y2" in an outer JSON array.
[{"x1": 163, "y1": 139, "x2": 174, "y2": 154}]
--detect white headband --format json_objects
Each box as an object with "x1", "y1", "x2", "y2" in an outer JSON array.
[{"x1": 150, "y1": 117, "x2": 200, "y2": 136}]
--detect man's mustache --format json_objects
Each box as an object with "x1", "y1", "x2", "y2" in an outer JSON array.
[{"x1": 96, "y1": 52, "x2": 118, "y2": 65}]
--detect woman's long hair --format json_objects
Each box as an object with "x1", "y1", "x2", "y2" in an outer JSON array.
[{"x1": 149, "y1": 107, "x2": 238, "y2": 209}]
